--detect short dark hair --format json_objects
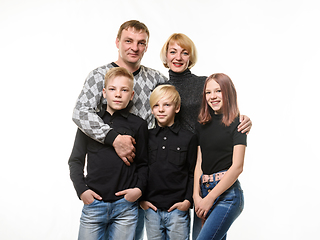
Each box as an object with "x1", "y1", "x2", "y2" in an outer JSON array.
[{"x1": 117, "y1": 20, "x2": 149, "y2": 42}]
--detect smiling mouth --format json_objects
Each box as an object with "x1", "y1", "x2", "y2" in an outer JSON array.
[
  {"x1": 211, "y1": 101, "x2": 220, "y2": 105},
  {"x1": 173, "y1": 62, "x2": 184, "y2": 67}
]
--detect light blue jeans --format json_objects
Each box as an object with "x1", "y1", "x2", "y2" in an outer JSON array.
[
  {"x1": 135, "y1": 207, "x2": 145, "y2": 240},
  {"x1": 196, "y1": 174, "x2": 244, "y2": 240},
  {"x1": 192, "y1": 208, "x2": 202, "y2": 240},
  {"x1": 144, "y1": 208, "x2": 190, "y2": 240},
  {"x1": 78, "y1": 198, "x2": 138, "y2": 240}
]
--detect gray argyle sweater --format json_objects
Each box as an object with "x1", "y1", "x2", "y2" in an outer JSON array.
[{"x1": 72, "y1": 62, "x2": 168, "y2": 144}]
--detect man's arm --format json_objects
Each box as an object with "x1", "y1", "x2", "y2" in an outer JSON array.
[
  {"x1": 72, "y1": 69, "x2": 111, "y2": 143},
  {"x1": 72, "y1": 67, "x2": 135, "y2": 164}
]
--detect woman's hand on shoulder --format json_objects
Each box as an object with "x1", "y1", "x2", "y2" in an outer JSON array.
[{"x1": 238, "y1": 115, "x2": 252, "y2": 134}]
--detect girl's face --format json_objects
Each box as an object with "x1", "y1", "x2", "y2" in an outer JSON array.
[
  {"x1": 166, "y1": 41, "x2": 190, "y2": 73},
  {"x1": 205, "y1": 79, "x2": 223, "y2": 114}
]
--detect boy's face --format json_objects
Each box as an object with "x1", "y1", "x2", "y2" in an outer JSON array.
[
  {"x1": 103, "y1": 76, "x2": 134, "y2": 115},
  {"x1": 151, "y1": 94, "x2": 180, "y2": 127}
]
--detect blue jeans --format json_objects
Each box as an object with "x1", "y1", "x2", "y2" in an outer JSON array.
[
  {"x1": 78, "y1": 198, "x2": 138, "y2": 240},
  {"x1": 192, "y1": 208, "x2": 202, "y2": 240},
  {"x1": 144, "y1": 208, "x2": 190, "y2": 240},
  {"x1": 135, "y1": 207, "x2": 145, "y2": 240},
  {"x1": 196, "y1": 175, "x2": 244, "y2": 240}
]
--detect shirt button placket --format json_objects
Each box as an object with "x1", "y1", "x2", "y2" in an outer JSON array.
[{"x1": 162, "y1": 136, "x2": 167, "y2": 150}]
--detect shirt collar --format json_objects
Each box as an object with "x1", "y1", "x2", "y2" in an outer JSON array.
[
  {"x1": 98, "y1": 100, "x2": 133, "y2": 119},
  {"x1": 154, "y1": 120, "x2": 181, "y2": 135}
]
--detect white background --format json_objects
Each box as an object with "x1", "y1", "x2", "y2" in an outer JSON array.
[{"x1": 1, "y1": 0, "x2": 319, "y2": 239}]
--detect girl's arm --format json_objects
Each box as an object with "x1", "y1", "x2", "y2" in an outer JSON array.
[
  {"x1": 193, "y1": 146, "x2": 203, "y2": 206},
  {"x1": 195, "y1": 144, "x2": 246, "y2": 219}
]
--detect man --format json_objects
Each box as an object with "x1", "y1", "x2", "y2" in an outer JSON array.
[
  {"x1": 72, "y1": 20, "x2": 168, "y2": 240},
  {"x1": 72, "y1": 20, "x2": 168, "y2": 167}
]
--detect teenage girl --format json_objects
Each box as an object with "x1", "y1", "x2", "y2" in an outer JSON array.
[{"x1": 193, "y1": 73, "x2": 247, "y2": 240}]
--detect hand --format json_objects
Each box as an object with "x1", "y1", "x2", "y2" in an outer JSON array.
[
  {"x1": 168, "y1": 200, "x2": 191, "y2": 212},
  {"x1": 80, "y1": 189, "x2": 102, "y2": 205},
  {"x1": 238, "y1": 115, "x2": 252, "y2": 135},
  {"x1": 194, "y1": 196, "x2": 215, "y2": 220},
  {"x1": 115, "y1": 187, "x2": 142, "y2": 202},
  {"x1": 140, "y1": 201, "x2": 157, "y2": 211},
  {"x1": 113, "y1": 135, "x2": 136, "y2": 166}
]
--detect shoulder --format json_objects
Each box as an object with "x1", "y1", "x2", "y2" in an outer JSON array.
[
  {"x1": 139, "y1": 65, "x2": 168, "y2": 81},
  {"x1": 190, "y1": 72, "x2": 207, "y2": 81},
  {"x1": 231, "y1": 117, "x2": 247, "y2": 145},
  {"x1": 128, "y1": 113, "x2": 148, "y2": 127},
  {"x1": 85, "y1": 63, "x2": 114, "y2": 83},
  {"x1": 229, "y1": 117, "x2": 241, "y2": 129},
  {"x1": 177, "y1": 127, "x2": 197, "y2": 143},
  {"x1": 179, "y1": 127, "x2": 195, "y2": 137}
]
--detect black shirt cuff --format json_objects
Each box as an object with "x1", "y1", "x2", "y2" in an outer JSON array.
[{"x1": 104, "y1": 129, "x2": 119, "y2": 146}]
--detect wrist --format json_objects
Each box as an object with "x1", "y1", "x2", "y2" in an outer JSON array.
[{"x1": 104, "y1": 129, "x2": 119, "y2": 146}]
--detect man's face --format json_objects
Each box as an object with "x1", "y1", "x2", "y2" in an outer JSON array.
[{"x1": 116, "y1": 27, "x2": 148, "y2": 66}]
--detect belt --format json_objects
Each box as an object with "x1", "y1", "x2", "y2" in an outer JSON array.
[{"x1": 202, "y1": 171, "x2": 226, "y2": 183}]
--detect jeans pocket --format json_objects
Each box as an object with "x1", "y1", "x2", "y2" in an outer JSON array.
[{"x1": 84, "y1": 199, "x2": 99, "y2": 206}]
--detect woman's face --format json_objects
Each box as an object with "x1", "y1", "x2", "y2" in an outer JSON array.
[{"x1": 166, "y1": 41, "x2": 190, "y2": 73}]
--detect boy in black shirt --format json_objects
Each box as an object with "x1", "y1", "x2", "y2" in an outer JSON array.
[
  {"x1": 140, "y1": 85, "x2": 197, "y2": 240},
  {"x1": 68, "y1": 67, "x2": 148, "y2": 240}
]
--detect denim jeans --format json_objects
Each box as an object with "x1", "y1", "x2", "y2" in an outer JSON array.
[
  {"x1": 135, "y1": 207, "x2": 145, "y2": 240},
  {"x1": 192, "y1": 209, "x2": 202, "y2": 240},
  {"x1": 78, "y1": 198, "x2": 138, "y2": 240},
  {"x1": 196, "y1": 174, "x2": 244, "y2": 240},
  {"x1": 144, "y1": 208, "x2": 190, "y2": 240}
]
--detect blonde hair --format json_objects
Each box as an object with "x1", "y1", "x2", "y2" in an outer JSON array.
[
  {"x1": 104, "y1": 67, "x2": 134, "y2": 89},
  {"x1": 150, "y1": 85, "x2": 181, "y2": 109},
  {"x1": 160, "y1": 33, "x2": 197, "y2": 69}
]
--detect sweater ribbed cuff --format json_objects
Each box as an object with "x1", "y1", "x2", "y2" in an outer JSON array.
[{"x1": 104, "y1": 129, "x2": 119, "y2": 146}]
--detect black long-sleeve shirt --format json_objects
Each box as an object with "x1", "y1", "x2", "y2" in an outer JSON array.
[
  {"x1": 143, "y1": 121, "x2": 197, "y2": 210},
  {"x1": 68, "y1": 103, "x2": 148, "y2": 202}
]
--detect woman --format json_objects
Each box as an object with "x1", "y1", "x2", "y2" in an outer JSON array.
[
  {"x1": 159, "y1": 33, "x2": 251, "y2": 239},
  {"x1": 193, "y1": 73, "x2": 246, "y2": 240}
]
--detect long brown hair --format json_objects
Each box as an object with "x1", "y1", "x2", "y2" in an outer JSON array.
[{"x1": 198, "y1": 73, "x2": 239, "y2": 126}]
